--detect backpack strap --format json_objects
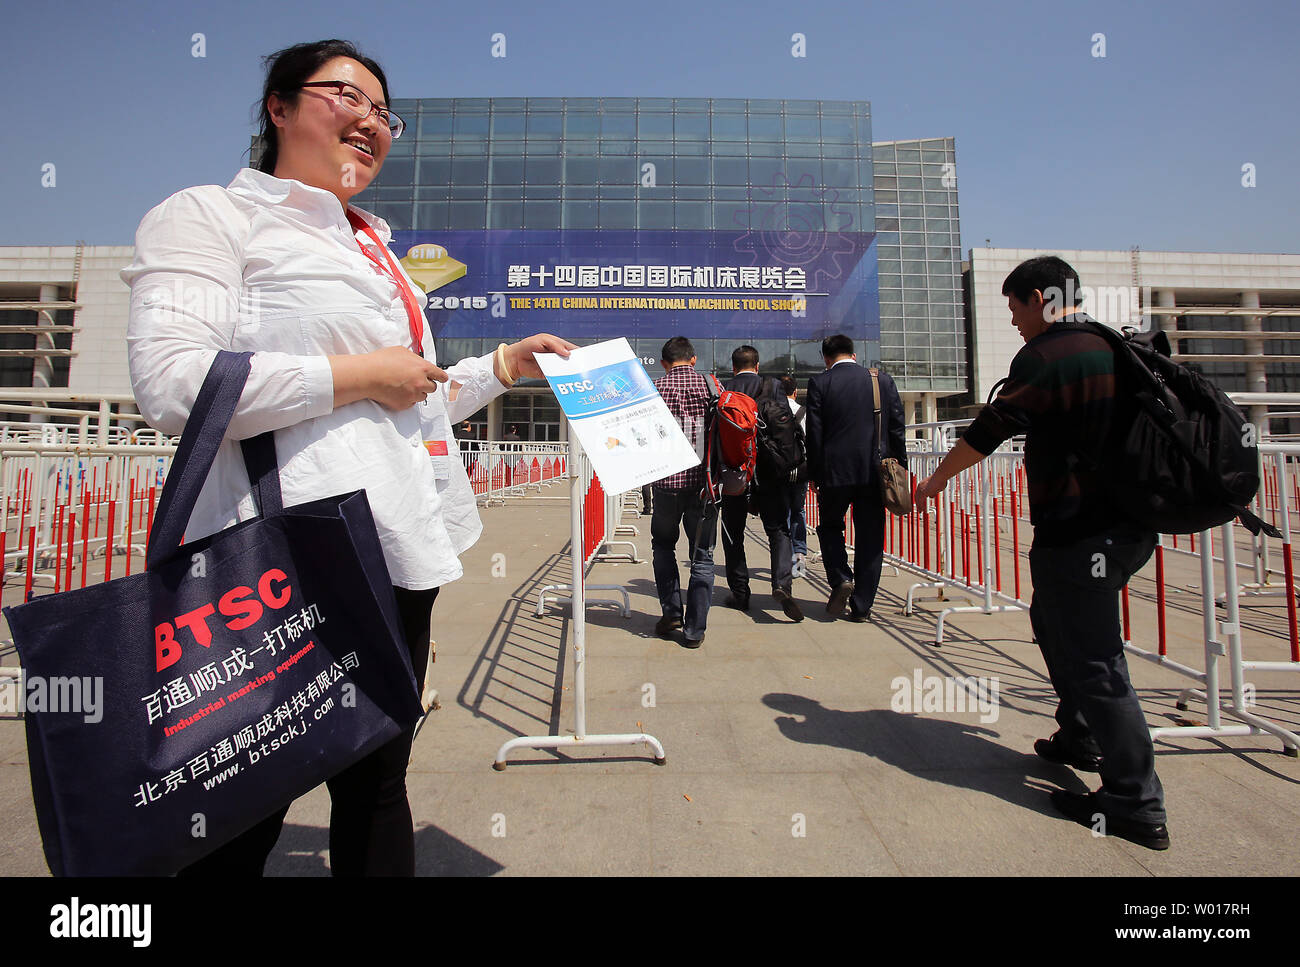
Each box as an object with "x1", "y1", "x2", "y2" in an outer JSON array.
[
  {"x1": 693, "y1": 373, "x2": 725, "y2": 547},
  {"x1": 700, "y1": 373, "x2": 723, "y2": 504}
]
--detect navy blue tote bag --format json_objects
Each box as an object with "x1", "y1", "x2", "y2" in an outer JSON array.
[{"x1": 4, "y1": 351, "x2": 424, "y2": 876}]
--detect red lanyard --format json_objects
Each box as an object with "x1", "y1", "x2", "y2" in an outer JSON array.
[{"x1": 345, "y1": 210, "x2": 425, "y2": 356}]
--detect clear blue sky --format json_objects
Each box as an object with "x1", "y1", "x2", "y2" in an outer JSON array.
[{"x1": 4, "y1": 0, "x2": 1296, "y2": 254}]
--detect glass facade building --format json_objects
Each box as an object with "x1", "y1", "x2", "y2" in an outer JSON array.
[
  {"x1": 871, "y1": 138, "x2": 964, "y2": 393},
  {"x1": 338, "y1": 96, "x2": 965, "y2": 438}
]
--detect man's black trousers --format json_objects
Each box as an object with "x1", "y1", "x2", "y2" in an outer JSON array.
[
  {"x1": 815, "y1": 482, "x2": 885, "y2": 617},
  {"x1": 1029, "y1": 528, "x2": 1166, "y2": 824}
]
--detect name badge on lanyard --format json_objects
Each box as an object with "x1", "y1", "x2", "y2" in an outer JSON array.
[{"x1": 421, "y1": 406, "x2": 452, "y2": 480}]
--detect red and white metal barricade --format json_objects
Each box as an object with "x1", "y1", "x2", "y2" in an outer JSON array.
[
  {"x1": 881, "y1": 421, "x2": 1298, "y2": 756},
  {"x1": 460, "y1": 440, "x2": 567, "y2": 506},
  {"x1": 874, "y1": 422, "x2": 1031, "y2": 643}
]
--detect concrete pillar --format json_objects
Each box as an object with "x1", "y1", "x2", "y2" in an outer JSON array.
[
  {"x1": 922, "y1": 392, "x2": 938, "y2": 427},
  {"x1": 487, "y1": 396, "x2": 503, "y2": 441},
  {"x1": 35, "y1": 284, "x2": 58, "y2": 389},
  {"x1": 1241, "y1": 290, "x2": 1267, "y2": 431},
  {"x1": 1156, "y1": 289, "x2": 1175, "y2": 336},
  {"x1": 32, "y1": 284, "x2": 59, "y2": 424},
  {"x1": 1156, "y1": 290, "x2": 1176, "y2": 360}
]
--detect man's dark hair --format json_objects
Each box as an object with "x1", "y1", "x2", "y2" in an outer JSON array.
[
  {"x1": 254, "y1": 39, "x2": 391, "y2": 175},
  {"x1": 822, "y1": 334, "x2": 854, "y2": 359},
  {"x1": 661, "y1": 336, "x2": 696, "y2": 364},
  {"x1": 731, "y1": 345, "x2": 759, "y2": 371},
  {"x1": 1001, "y1": 256, "x2": 1082, "y2": 307},
  {"x1": 780, "y1": 375, "x2": 797, "y2": 397}
]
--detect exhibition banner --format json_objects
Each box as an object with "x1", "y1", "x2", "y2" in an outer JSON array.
[{"x1": 391, "y1": 228, "x2": 878, "y2": 343}]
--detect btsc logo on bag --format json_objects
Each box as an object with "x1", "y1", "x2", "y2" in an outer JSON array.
[{"x1": 155, "y1": 568, "x2": 293, "y2": 673}]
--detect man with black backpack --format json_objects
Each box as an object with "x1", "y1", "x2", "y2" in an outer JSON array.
[
  {"x1": 915, "y1": 256, "x2": 1170, "y2": 851},
  {"x1": 721, "y1": 345, "x2": 806, "y2": 622}
]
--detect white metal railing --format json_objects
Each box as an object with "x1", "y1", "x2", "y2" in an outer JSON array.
[
  {"x1": 865, "y1": 418, "x2": 1299, "y2": 757},
  {"x1": 457, "y1": 440, "x2": 568, "y2": 505}
]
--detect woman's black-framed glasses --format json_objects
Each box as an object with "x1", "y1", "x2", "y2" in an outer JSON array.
[{"x1": 299, "y1": 81, "x2": 405, "y2": 138}]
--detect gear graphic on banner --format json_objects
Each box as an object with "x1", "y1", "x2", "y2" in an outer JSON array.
[{"x1": 731, "y1": 173, "x2": 858, "y2": 292}]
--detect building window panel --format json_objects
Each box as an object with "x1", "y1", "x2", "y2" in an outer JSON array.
[
  {"x1": 488, "y1": 201, "x2": 523, "y2": 229},
  {"x1": 447, "y1": 202, "x2": 486, "y2": 229},
  {"x1": 747, "y1": 115, "x2": 783, "y2": 140},
  {"x1": 489, "y1": 157, "x2": 526, "y2": 185},
  {"x1": 598, "y1": 200, "x2": 635, "y2": 228},
  {"x1": 562, "y1": 200, "x2": 599, "y2": 229},
  {"x1": 490, "y1": 113, "x2": 526, "y2": 138},
  {"x1": 600, "y1": 114, "x2": 636, "y2": 137},
  {"x1": 714, "y1": 202, "x2": 752, "y2": 229},
  {"x1": 638, "y1": 114, "x2": 674, "y2": 140},
  {"x1": 523, "y1": 201, "x2": 561, "y2": 229},
  {"x1": 419, "y1": 114, "x2": 453, "y2": 140},
  {"x1": 712, "y1": 157, "x2": 749, "y2": 185},
  {"x1": 673, "y1": 202, "x2": 712, "y2": 229},
  {"x1": 711, "y1": 113, "x2": 747, "y2": 140},
  {"x1": 526, "y1": 114, "x2": 563, "y2": 137},
  {"x1": 675, "y1": 114, "x2": 709, "y2": 140},
  {"x1": 451, "y1": 158, "x2": 488, "y2": 184},
  {"x1": 598, "y1": 157, "x2": 637, "y2": 185},
  {"x1": 415, "y1": 202, "x2": 448, "y2": 230}
]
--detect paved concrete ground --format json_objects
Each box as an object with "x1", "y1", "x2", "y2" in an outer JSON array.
[{"x1": 2, "y1": 486, "x2": 1297, "y2": 876}]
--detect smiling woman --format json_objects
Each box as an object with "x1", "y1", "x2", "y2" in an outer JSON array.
[
  {"x1": 254, "y1": 42, "x2": 398, "y2": 206},
  {"x1": 120, "y1": 38, "x2": 577, "y2": 878}
]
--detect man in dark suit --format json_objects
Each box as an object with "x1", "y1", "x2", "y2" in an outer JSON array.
[{"x1": 806, "y1": 334, "x2": 906, "y2": 621}]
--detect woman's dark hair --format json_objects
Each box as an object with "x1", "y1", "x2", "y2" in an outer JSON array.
[{"x1": 253, "y1": 39, "x2": 391, "y2": 174}]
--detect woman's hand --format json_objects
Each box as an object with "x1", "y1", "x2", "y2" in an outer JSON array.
[
  {"x1": 330, "y1": 346, "x2": 449, "y2": 410},
  {"x1": 502, "y1": 333, "x2": 580, "y2": 381}
]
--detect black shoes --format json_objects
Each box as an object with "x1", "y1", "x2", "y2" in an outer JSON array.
[
  {"x1": 773, "y1": 588, "x2": 804, "y2": 622},
  {"x1": 826, "y1": 582, "x2": 854, "y2": 618},
  {"x1": 845, "y1": 610, "x2": 872, "y2": 623},
  {"x1": 1050, "y1": 790, "x2": 1171, "y2": 851},
  {"x1": 655, "y1": 615, "x2": 683, "y2": 639},
  {"x1": 1034, "y1": 732, "x2": 1103, "y2": 773},
  {"x1": 725, "y1": 594, "x2": 751, "y2": 612},
  {"x1": 681, "y1": 633, "x2": 704, "y2": 649}
]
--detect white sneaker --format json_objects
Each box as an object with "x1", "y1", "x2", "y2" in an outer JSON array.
[{"x1": 791, "y1": 555, "x2": 806, "y2": 580}]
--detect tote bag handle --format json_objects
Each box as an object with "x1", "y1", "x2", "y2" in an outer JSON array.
[{"x1": 146, "y1": 351, "x2": 283, "y2": 570}]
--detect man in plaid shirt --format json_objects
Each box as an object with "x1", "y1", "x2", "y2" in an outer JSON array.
[{"x1": 650, "y1": 336, "x2": 718, "y2": 648}]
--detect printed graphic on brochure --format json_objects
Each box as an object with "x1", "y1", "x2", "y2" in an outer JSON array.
[{"x1": 536, "y1": 338, "x2": 700, "y2": 495}]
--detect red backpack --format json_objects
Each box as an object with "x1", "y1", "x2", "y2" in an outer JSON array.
[{"x1": 702, "y1": 375, "x2": 759, "y2": 499}]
